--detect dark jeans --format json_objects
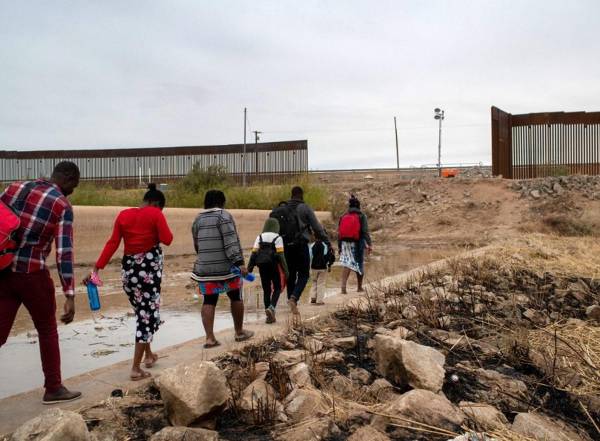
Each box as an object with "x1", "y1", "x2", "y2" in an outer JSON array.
[
  {"x1": 258, "y1": 264, "x2": 282, "y2": 309},
  {"x1": 285, "y1": 243, "x2": 311, "y2": 301},
  {"x1": 0, "y1": 270, "x2": 62, "y2": 392}
]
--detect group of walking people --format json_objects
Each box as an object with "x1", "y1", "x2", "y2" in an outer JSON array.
[{"x1": 0, "y1": 161, "x2": 371, "y2": 403}]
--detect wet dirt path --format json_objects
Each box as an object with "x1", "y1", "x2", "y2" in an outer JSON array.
[{"x1": 0, "y1": 242, "x2": 457, "y2": 399}]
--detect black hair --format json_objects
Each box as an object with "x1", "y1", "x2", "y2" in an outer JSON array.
[
  {"x1": 51, "y1": 161, "x2": 80, "y2": 181},
  {"x1": 204, "y1": 189, "x2": 226, "y2": 209},
  {"x1": 143, "y1": 183, "x2": 166, "y2": 209},
  {"x1": 349, "y1": 195, "x2": 361, "y2": 209},
  {"x1": 291, "y1": 186, "x2": 304, "y2": 200}
]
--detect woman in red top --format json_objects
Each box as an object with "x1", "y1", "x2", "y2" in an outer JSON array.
[{"x1": 88, "y1": 184, "x2": 173, "y2": 381}]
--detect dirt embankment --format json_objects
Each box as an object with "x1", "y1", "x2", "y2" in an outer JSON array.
[{"x1": 324, "y1": 173, "x2": 600, "y2": 247}]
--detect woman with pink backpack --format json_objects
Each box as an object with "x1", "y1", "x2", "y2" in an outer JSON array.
[{"x1": 338, "y1": 195, "x2": 372, "y2": 294}]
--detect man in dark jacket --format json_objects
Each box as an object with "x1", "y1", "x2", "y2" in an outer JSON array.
[{"x1": 281, "y1": 186, "x2": 329, "y2": 314}]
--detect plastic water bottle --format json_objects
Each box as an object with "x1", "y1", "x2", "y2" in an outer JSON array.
[
  {"x1": 232, "y1": 266, "x2": 255, "y2": 282},
  {"x1": 86, "y1": 282, "x2": 101, "y2": 311}
]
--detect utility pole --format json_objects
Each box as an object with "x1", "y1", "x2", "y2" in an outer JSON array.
[
  {"x1": 243, "y1": 107, "x2": 247, "y2": 186},
  {"x1": 434, "y1": 108, "x2": 445, "y2": 177},
  {"x1": 253, "y1": 130, "x2": 262, "y2": 177},
  {"x1": 394, "y1": 116, "x2": 399, "y2": 169}
]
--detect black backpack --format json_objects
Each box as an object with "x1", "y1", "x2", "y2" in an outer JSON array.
[
  {"x1": 255, "y1": 235, "x2": 278, "y2": 267},
  {"x1": 269, "y1": 203, "x2": 303, "y2": 246}
]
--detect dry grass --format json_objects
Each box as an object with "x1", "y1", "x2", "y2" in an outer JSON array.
[
  {"x1": 542, "y1": 215, "x2": 596, "y2": 237},
  {"x1": 529, "y1": 322, "x2": 600, "y2": 397},
  {"x1": 488, "y1": 234, "x2": 600, "y2": 278},
  {"x1": 488, "y1": 427, "x2": 540, "y2": 441}
]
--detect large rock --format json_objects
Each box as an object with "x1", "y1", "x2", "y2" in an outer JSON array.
[
  {"x1": 374, "y1": 335, "x2": 446, "y2": 392},
  {"x1": 317, "y1": 350, "x2": 344, "y2": 366},
  {"x1": 275, "y1": 417, "x2": 340, "y2": 441},
  {"x1": 272, "y1": 350, "x2": 305, "y2": 366},
  {"x1": 288, "y1": 362, "x2": 312, "y2": 388},
  {"x1": 157, "y1": 361, "x2": 230, "y2": 426},
  {"x1": 284, "y1": 387, "x2": 330, "y2": 422},
  {"x1": 586, "y1": 304, "x2": 600, "y2": 320},
  {"x1": 150, "y1": 427, "x2": 219, "y2": 441},
  {"x1": 512, "y1": 412, "x2": 588, "y2": 441},
  {"x1": 240, "y1": 379, "x2": 286, "y2": 422},
  {"x1": 12, "y1": 409, "x2": 92, "y2": 441},
  {"x1": 303, "y1": 336, "x2": 324, "y2": 353},
  {"x1": 349, "y1": 367, "x2": 371, "y2": 385},
  {"x1": 371, "y1": 389, "x2": 464, "y2": 435},
  {"x1": 458, "y1": 401, "x2": 508, "y2": 430},
  {"x1": 332, "y1": 336, "x2": 356, "y2": 350},
  {"x1": 348, "y1": 425, "x2": 390, "y2": 441},
  {"x1": 368, "y1": 378, "x2": 397, "y2": 402},
  {"x1": 474, "y1": 368, "x2": 529, "y2": 412},
  {"x1": 253, "y1": 362, "x2": 270, "y2": 381}
]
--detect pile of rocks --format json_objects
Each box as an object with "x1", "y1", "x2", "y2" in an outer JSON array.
[
  {"x1": 8, "y1": 257, "x2": 598, "y2": 441},
  {"x1": 510, "y1": 175, "x2": 600, "y2": 200},
  {"x1": 456, "y1": 166, "x2": 493, "y2": 179}
]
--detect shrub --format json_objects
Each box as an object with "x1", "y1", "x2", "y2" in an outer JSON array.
[
  {"x1": 179, "y1": 164, "x2": 230, "y2": 193},
  {"x1": 542, "y1": 215, "x2": 595, "y2": 236}
]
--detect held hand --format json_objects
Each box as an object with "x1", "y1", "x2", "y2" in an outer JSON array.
[
  {"x1": 239, "y1": 265, "x2": 249, "y2": 277},
  {"x1": 82, "y1": 267, "x2": 99, "y2": 286},
  {"x1": 61, "y1": 297, "x2": 76, "y2": 324}
]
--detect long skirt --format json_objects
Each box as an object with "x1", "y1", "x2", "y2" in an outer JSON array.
[
  {"x1": 339, "y1": 241, "x2": 364, "y2": 275},
  {"x1": 121, "y1": 246, "x2": 163, "y2": 343}
]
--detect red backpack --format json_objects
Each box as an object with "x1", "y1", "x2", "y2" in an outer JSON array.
[
  {"x1": 338, "y1": 212, "x2": 361, "y2": 241},
  {"x1": 0, "y1": 182, "x2": 35, "y2": 270}
]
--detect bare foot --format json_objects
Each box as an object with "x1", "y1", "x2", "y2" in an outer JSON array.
[
  {"x1": 130, "y1": 367, "x2": 151, "y2": 381},
  {"x1": 144, "y1": 353, "x2": 159, "y2": 368}
]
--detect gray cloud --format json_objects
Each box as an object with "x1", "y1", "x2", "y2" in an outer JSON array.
[{"x1": 1, "y1": 0, "x2": 599, "y2": 168}]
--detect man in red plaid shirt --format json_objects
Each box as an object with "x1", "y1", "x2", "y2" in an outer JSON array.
[{"x1": 0, "y1": 161, "x2": 82, "y2": 404}]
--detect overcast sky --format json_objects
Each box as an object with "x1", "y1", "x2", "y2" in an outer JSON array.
[{"x1": 1, "y1": 1, "x2": 599, "y2": 169}]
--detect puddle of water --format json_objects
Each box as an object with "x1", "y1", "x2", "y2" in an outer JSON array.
[
  {"x1": 0, "y1": 243, "x2": 458, "y2": 399},
  {"x1": 0, "y1": 307, "x2": 240, "y2": 400}
]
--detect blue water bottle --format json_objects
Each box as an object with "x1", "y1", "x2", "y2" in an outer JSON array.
[
  {"x1": 86, "y1": 282, "x2": 101, "y2": 311},
  {"x1": 232, "y1": 266, "x2": 255, "y2": 282}
]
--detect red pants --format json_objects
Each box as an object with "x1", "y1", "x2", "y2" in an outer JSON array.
[{"x1": 0, "y1": 270, "x2": 62, "y2": 392}]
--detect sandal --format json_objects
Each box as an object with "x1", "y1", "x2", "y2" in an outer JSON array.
[
  {"x1": 130, "y1": 370, "x2": 152, "y2": 381},
  {"x1": 235, "y1": 330, "x2": 255, "y2": 342},
  {"x1": 203, "y1": 340, "x2": 221, "y2": 349},
  {"x1": 144, "y1": 353, "x2": 159, "y2": 368}
]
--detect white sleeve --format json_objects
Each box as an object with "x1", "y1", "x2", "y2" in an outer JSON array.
[
  {"x1": 275, "y1": 235, "x2": 284, "y2": 249},
  {"x1": 253, "y1": 235, "x2": 260, "y2": 249}
]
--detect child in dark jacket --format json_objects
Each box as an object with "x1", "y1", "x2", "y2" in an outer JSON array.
[
  {"x1": 248, "y1": 218, "x2": 289, "y2": 323},
  {"x1": 309, "y1": 234, "x2": 335, "y2": 305}
]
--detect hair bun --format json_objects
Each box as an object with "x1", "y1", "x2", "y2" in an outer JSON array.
[{"x1": 147, "y1": 183, "x2": 157, "y2": 191}]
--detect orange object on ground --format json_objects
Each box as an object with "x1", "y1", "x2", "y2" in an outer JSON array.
[{"x1": 442, "y1": 168, "x2": 459, "y2": 178}]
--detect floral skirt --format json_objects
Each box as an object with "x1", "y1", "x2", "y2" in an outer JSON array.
[{"x1": 121, "y1": 246, "x2": 163, "y2": 343}]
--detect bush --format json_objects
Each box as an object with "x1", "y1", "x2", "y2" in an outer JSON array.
[
  {"x1": 179, "y1": 164, "x2": 230, "y2": 193},
  {"x1": 542, "y1": 215, "x2": 596, "y2": 236}
]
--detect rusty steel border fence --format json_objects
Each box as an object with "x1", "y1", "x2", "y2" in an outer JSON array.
[
  {"x1": 0, "y1": 140, "x2": 308, "y2": 184},
  {"x1": 491, "y1": 106, "x2": 600, "y2": 179}
]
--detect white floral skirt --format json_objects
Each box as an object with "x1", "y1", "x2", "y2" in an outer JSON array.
[{"x1": 121, "y1": 246, "x2": 163, "y2": 343}]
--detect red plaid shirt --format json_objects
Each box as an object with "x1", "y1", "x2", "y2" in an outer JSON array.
[{"x1": 0, "y1": 180, "x2": 75, "y2": 296}]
